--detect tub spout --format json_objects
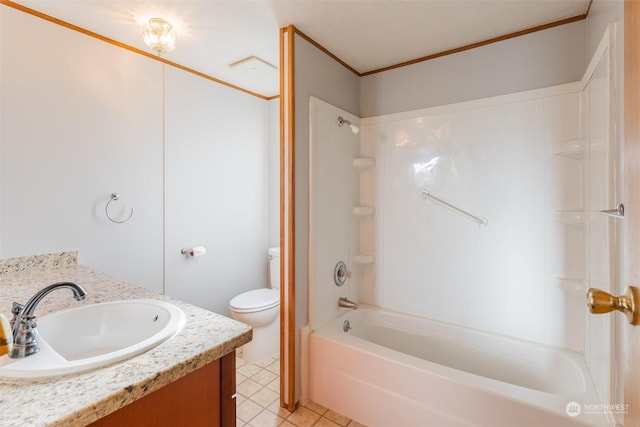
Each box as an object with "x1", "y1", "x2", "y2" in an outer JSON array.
[{"x1": 339, "y1": 297, "x2": 358, "y2": 310}]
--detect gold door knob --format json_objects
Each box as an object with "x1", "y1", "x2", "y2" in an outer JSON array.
[{"x1": 586, "y1": 286, "x2": 639, "y2": 325}]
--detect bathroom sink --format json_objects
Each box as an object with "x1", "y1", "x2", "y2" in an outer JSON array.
[{"x1": 0, "y1": 299, "x2": 185, "y2": 379}]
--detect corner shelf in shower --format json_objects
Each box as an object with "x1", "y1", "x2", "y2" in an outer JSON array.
[
  {"x1": 553, "y1": 210, "x2": 587, "y2": 226},
  {"x1": 353, "y1": 255, "x2": 375, "y2": 265},
  {"x1": 353, "y1": 206, "x2": 375, "y2": 217},
  {"x1": 353, "y1": 157, "x2": 376, "y2": 170},
  {"x1": 552, "y1": 139, "x2": 587, "y2": 159},
  {"x1": 589, "y1": 137, "x2": 607, "y2": 152},
  {"x1": 557, "y1": 277, "x2": 587, "y2": 296}
]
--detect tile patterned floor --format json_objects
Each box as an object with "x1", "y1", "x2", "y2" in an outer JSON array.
[{"x1": 236, "y1": 354, "x2": 366, "y2": 427}]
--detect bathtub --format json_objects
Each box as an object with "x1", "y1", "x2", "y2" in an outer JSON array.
[{"x1": 309, "y1": 305, "x2": 607, "y2": 427}]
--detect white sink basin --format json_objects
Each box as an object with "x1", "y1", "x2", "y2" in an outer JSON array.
[{"x1": 0, "y1": 299, "x2": 185, "y2": 379}]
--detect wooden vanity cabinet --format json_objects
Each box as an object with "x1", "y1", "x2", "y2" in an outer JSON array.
[{"x1": 89, "y1": 351, "x2": 236, "y2": 427}]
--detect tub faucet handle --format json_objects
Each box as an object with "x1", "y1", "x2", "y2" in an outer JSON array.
[
  {"x1": 586, "y1": 286, "x2": 639, "y2": 325},
  {"x1": 334, "y1": 261, "x2": 351, "y2": 286}
]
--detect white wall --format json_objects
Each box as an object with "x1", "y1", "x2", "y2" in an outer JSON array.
[
  {"x1": 360, "y1": 20, "x2": 586, "y2": 117},
  {"x1": 0, "y1": 6, "x2": 278, "y2": 315},
  {"x1": 268, "y1": 99, "x2": 280, "y2": 248},
  {"x1": 587, "y1": 0, "x2": 624, "y2": 60},
  {"x1": 164, "y1": 65, "x2": 270, "y2": 316},
  {"x1": 0, "y1": 6, "x2": 164, "y2": 292}
]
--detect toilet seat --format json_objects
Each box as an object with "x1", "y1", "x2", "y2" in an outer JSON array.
[{"x1": 230, "y1": 288, "x2": 279, "y2": 313}]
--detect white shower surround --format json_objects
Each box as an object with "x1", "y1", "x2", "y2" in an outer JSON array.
[
  {"x1": 308, "y1": 98, "x2": 361, "y2": 331},
  {"x1": 358, "y1": 83, "x2": 583, "y2": 350}
]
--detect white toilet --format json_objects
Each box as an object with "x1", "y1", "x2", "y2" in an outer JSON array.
[{"x1": 229, "y1": 247, "x2": 280, "y2": 362}]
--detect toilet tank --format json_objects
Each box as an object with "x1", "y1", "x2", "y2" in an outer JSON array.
[{"x1": 268, "y1": 247, "x2": 280, "y2": 289}]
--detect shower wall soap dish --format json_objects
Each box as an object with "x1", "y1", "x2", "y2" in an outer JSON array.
[
  {"x1": 353, "y1": 206, "x2": 375, "y2": 217},
  {"x1": 353, "y1": 255, "x2": 375, "y2": 265},
  {"x1": 353, "y1": 158, "x2": 375, "y2": 170}
]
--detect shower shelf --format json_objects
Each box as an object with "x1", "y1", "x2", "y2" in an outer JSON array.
[
  {"x1": 557, "y1": 277, "x2": 587, "y2": 296},
  {"x1": 353, "y1": 206, "x2": 375, "y2": 217},
  {"x1": 553, "y1": 210, "x2": 586, "y2": 225},
  {"x1": 353, "y1": 255, "x2": 375, "y2": 265},
  {"x1": 353, "y1": 157, "x2": 376, "y2": 170},
  {"x1": 590, "y1": 137, "x2": 607, "y2": 152},
  {"x1": 552, "y1": 139, "x2": 587, "y2": 159}
]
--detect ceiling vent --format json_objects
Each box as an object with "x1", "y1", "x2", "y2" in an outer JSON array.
[{"x1": 228, "y1": 56, "x2": 277, "y2": 79}]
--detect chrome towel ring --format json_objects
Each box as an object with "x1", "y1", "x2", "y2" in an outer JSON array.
[{"x1": 105, "y1": 193, "x2": 134, "y2": 224}]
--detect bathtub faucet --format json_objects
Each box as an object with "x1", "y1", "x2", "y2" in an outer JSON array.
[{"x1": 339, "y1": 297, "x2": 358, "y2": 310}]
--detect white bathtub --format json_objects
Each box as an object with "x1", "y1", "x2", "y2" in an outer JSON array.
[{"x1": 309, "y1": 305, "x2": 607, "y2": 427}]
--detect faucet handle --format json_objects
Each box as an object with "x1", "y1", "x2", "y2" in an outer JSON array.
[
  {"x1": 334, "y1": 261, "x2": 352, "y2": 286},
  {"x1": 11, "y1": 302, "x2": 22, "y2": 314},
  {"x1": 10, "y1": 302, "x2": 23, "y2": 328},
  {"x1": 9, "y1": 315, "x2": 39, "y2": 358}
]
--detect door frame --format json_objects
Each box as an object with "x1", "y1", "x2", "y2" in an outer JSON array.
[{"x1": 622, "y1": 0, "x2": 640, "y2": 424}]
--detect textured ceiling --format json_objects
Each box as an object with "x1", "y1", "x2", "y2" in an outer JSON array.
[{"x1": 10, "y1": 0, "x2": 590, "y2": 98}]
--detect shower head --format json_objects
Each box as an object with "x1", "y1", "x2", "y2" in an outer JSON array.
[{"x1": 337, "y1": 116, "x2": 360, "y2": 135}]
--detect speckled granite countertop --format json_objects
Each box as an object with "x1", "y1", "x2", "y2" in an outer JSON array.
[{"x1": 0, "y1": 252, "x2": 252, "y2": 427}]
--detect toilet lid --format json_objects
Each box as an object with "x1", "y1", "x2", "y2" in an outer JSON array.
[{"x1": 230, "y1": 288, "x2": 279, "y2": 311}]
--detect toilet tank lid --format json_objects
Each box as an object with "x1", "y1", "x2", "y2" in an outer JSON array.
[
  {"x1": 268, "y1": 247, "x2": 280, "y2": 257},
  {"x1": 230, "y1": 288, "x2": 279, "y2": 310}
]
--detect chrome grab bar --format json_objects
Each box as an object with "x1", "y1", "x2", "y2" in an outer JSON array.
[{"x1": 420, "y1": 190, "x2": 488, "y2": 227}]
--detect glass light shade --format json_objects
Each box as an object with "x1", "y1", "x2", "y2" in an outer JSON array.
[{"x1": 143, "y1": 17, "x2": 176, "y2": 55}]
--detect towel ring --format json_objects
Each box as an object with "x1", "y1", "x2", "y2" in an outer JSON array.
[{"x1": 105, "y1": 193, "x2": 134, "y2": 224}]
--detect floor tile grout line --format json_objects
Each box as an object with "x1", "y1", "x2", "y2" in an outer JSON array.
[{"x1": 236, "y1": 354, "x2": 363, "y2": 427}]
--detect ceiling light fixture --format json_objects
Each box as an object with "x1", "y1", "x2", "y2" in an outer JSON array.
[{"x1": 142, "y1": 17, "x2": 177, "y2": 56}]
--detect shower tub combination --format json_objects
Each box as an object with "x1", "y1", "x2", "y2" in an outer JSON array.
[{"x1": 309, "y1": 305, "x2": 606, "y2": 427}]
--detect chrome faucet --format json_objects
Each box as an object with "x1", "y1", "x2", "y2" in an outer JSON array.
[
  {"x1": 338, "y1": 297, "x2": 358, "y2": 310},
  {"x1": 9, "y1": 282, "x2": 87, "y2": 358}
]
